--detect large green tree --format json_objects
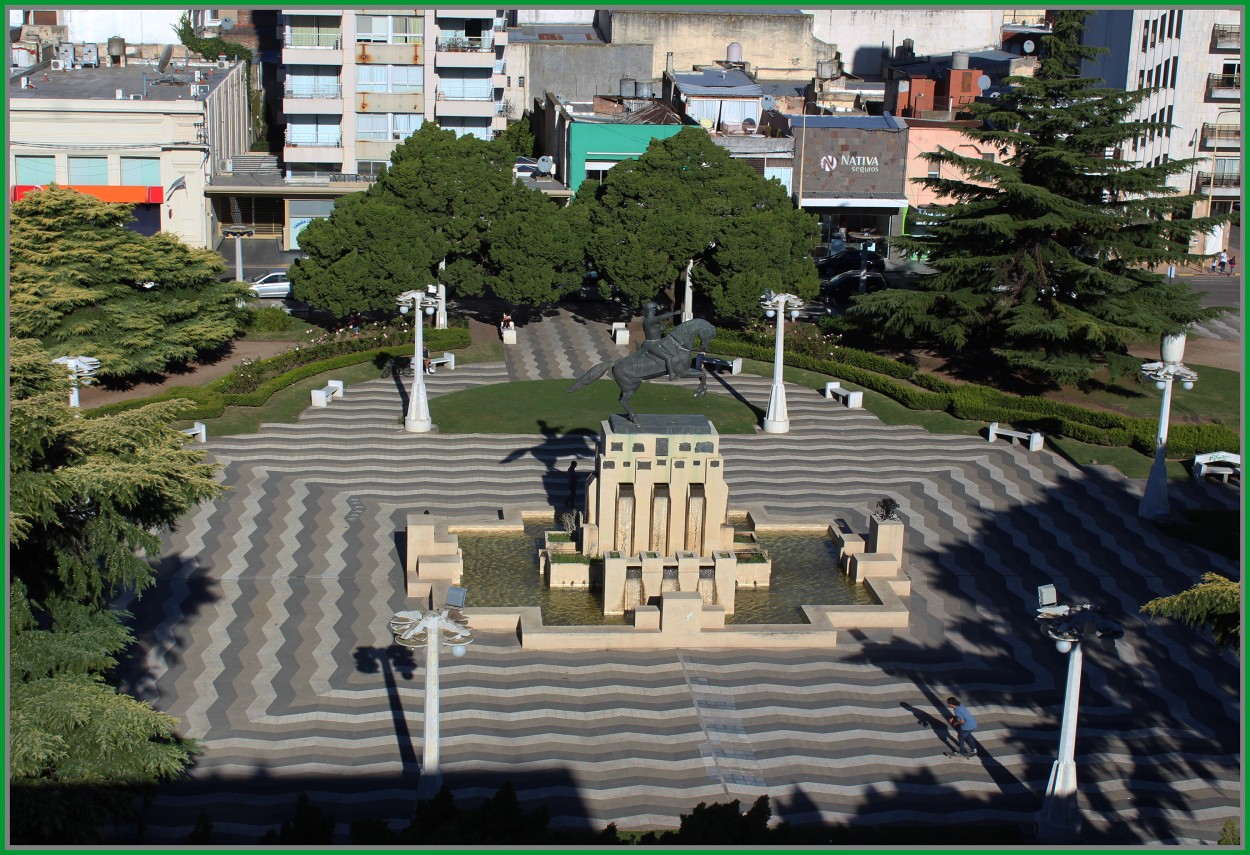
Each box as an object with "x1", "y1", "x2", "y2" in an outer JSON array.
[
  {"x1": 8, "y1": 339, "x2": 220, "y2": 842},
  {"x1": 9, "y1": 187, "x2": 249, "y2": 380},
  {"x1": 849, "y1": 11, "x2": 1226, "y2": 385},
  {"x1": 1141, "y1": 572, "x2": 1241, "y2": 654},
  {"x1": 575, "y1": 127, "x2": 820, "y2": 318},
  {"x1": 292, "y1": 122, "x2": 579, "y2": 314}
]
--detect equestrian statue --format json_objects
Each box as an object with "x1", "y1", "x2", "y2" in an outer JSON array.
[{"x1": 568, "y1": 303, "x2": 716, "y2": 423}]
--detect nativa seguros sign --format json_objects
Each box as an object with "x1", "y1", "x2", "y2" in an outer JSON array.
[{"x1": 819, "y1": 153, "x2": 881, "y2": 174}]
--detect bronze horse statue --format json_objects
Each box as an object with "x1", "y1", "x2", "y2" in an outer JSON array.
[{"x1": 567, "y1": 318, "x2": 716, "y2": 423}]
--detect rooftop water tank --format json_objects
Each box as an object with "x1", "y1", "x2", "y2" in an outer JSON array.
[
  {"x1": 619, "y1": 77, "x2": 636, "y2": 97},
  {"x1": 727, "y1": 42, "x2": 743, "y2": 64},
  {"x1": 107, "y1": 36, "x2": 125, "y2": 57},
  {"x1": 952, "y1": 51, "x2": 970, "y2": 70},
  {"x1": 636, "y1": 79, "x2": 653, "y2": 98}
]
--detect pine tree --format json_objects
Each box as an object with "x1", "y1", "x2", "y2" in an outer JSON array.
[
  {"x1": 1141, "y1": 572, "x2": 1241, "y2": 653},
  {"x1": 8, "y1": 339, "x2": 219, "y2": 842},
  {"x1": 577, "y1": 127, "x2": 820, "y2": 317},
  {"x1": 850, "y1": 11, "x2": 1228, "y2": 385},
  {"x1": 9, "y1": 187, "x2": 249, "y2": 380}
]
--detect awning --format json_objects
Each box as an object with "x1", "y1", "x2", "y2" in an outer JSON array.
[
  {"x1": 11, "y1": 184, "x2": 164, "y2": 204},
  {"x1": 798, "y1": 196, "x2": 909, "y2": 209}
]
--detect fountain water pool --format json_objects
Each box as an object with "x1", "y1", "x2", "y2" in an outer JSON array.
[{"x1": 456, "y1": 522, "x2": 875, "y2": 627}]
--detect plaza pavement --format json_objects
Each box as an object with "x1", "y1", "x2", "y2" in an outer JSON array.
[{"x1": 123, "y1": 310, "x2": 1241, "y2": 844}]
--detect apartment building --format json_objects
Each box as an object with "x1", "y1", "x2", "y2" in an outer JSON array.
[{"x1": 1079, "y1": 7, "x2": 1242, "y2": 242}]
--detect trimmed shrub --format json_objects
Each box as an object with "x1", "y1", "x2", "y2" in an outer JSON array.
[{"x1": 246, "y1": 307, "x2": 297, "y2": 333}]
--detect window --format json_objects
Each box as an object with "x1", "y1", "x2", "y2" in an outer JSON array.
[
  {"x1": 1166, "y1": 10, "x2": 1175, "y2": 39},
  {"x1": 356, "y1": 65, "x2": 388, "y2": 93},
  {"x1": 518, "y1": 75, "x2": 525, "y2": 88},
  {"x1": 506, "y1": 76, "x2": 511, "y2": 88},
  {"x1": 927, "y1": 162, "x2": 941, "y2": 178},
  {"x1": 1138, "y1": 69, "x2": 1145, "y2": 89},
  {"x1": 15, "y1": 155, "x2": 55, "y2": 183},
  {"x1": 357, "y1": 113, "x2": 423, "y2": 142},
  {"x1": 357, "y1": 65, "x2": 423, "y2": 94},
  {"x1": 356, "y1": 113, "x2": 387, "y2": 141},
  {"x1": 391, "y1": 65, "x2": 422, "y2": 93},
  {"x1": 356, "y1": 14, "x2": 420, "y2": 44},
  {"x1": 356, "y1": 15, "x2": 386, "y2": 43},
  {"x1": 392, "y1": 113, "x2": 422, "y2": 139},
  {"x1": 356, "y1": 160, "x2": 389, "y2": 176},
  {"x1": 1175, "y1": 10, "x2": 1183, "y2": 38},
  {"x1": 1165, "y1": 105, "x2": 1174, "y2": 136},
  {"x1": 120, "y1": 157, "x2": 160, "y2": 185},
  {"x1": 981, "y1": 152, "x2": 995, "y2": 162},
  {"x1": 1169, "y1": 56, "x2": 1178, "y2": 88},
  {"x1": 69, "y1": 156, "x2": 108, "y2": 184}
]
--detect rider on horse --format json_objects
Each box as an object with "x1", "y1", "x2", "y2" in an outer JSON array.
[{"x1": 637, "y1": 301, "x2": 686, "y2": 381}]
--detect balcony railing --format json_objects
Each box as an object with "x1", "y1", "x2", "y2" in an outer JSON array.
[
  {"x1": 284, "y1": 172, "x2": 378, "y2": 184},
  {"x1": 285, "y1": 132, "x2": 343, "y2": 148},
  {"x1": 1211, "y1": 24, "x2": 1241, "y2": 50},
  {"x1": 1206, "y1": 73, "x2": 1241, "y2": 97},
  {"x1": 284, "y1": 32, "x2": 342, "y2": 49},
  {"x1": 436, "y1": 35, "x2": 494, "y2": 52},
  {"x1": 1195, "y1": 171, "x2": 1241, "y2": 189},
  {"x1": 436, "y1": 90, "x2": 494, "y2": 101},
  {"x1": 1201, "y1": 122, "x2": 1242, "y2": 145},
  {"x1": 284, "y1": 83, "x2": 342, "y2": 99}
]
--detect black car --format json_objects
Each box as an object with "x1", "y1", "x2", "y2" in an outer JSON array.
[
  {"x1": 822, "y1": 270, "x2": 888, "y2": 304},
  {"x1": 817, "y1": 249, "x2": 886, "y2": 277}
]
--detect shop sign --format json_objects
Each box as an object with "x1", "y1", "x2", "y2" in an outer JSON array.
[{"x1": 820, "y1": 153, "x2": 881, "y2": 174}]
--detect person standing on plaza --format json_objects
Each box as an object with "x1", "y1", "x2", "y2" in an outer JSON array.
[
  {"x1": 946, "y1": 696, "x2": 978, "y2": 757},
  {"x1": 1218, "y1": 250, "x2": 1228, "y2": 275},
  {"x1": 1227, "y1": 255, "x2": 1237, "y2": 277}
]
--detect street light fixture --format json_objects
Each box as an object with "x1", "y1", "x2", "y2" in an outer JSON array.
[
  {"x1": 221, "y1": 225, "x2": 254, "y2": 282},
  {"x1": 681, "y1": 241, "x2": 716, "y2": 323},
  {"x1": 1034, "y1": 584, "x2": 1123, "y2": 844},
  {"x1": 1139, "y1": 333, "x2": 1198, "y2": 519},
  {"x1": 396, "y1": 287, "x2": 439, "y2": 433},
  {"x1": 51, "y1": 355, "x2": 101, "y2": 408},
  {"x1": 389, "y1": 585, "x2": 473, "y2": 798},
  {"x1": 760, "y1": 289, "x2": 803, "y2": 434}
]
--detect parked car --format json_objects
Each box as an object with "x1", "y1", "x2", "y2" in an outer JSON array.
[
  {"x1": 822, "y1": 270, "x2": 888, "y2": 304},
  {"x1": 249, "y1": 270, "x2": 293, "y2": 299},
  {"x1": 817, "y1": 249, "x2": 886, "y2": 277}
]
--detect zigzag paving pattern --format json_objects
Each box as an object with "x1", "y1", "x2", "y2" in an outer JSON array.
[{"x1": 125, "y1": 314, "x2": 1240, "y2": 844}]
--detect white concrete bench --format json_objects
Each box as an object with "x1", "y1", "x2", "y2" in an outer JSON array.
[
  {"x1": 695, "y1": 355, "x2": 742, "y2": 375},
  {"x1": 180, "y1": 421, "x2": 207, "y2": 443},
  {"x1": 501, "y1": 327, "x2": 517, "y2": 344},
  {"x1": 824, "y1": 381, "x2": 863, "y2": 409},
  {"x1": 310, "y1": 379, "x2": 344, "y2": 407},
  {"x1": 1193, "y1": 451, "x2": 1240, "y2": 482},
  {"x1": 611, "y1": 322, "x2": 630, "y2": 345},
  {"x1": 428, "y1": 352, "x2": 455, "y2": 371},
  {"x1": 988, "y1": 421, "x2": 1043, "y2": 451}
]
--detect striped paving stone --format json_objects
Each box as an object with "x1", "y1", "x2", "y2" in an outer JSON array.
[
  {"x1": 508, "y1": 309, "x2": 632, "y2": 381},
  {"x1": 120, "y1": 339, "x2": 1241, "y2": 844}
]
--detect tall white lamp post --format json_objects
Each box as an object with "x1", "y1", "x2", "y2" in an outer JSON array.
[
  {"x1": 389, "y1": 585, "x2": 472, "y2": 798},
  {"x1": 397, "y1": 287, "x2": 438, "y2": 433},
  {"x1": 51, "y1": 355, "x2": 101, "y2": 408},
  {"x1": 760, "y1": 290, "x2": 803, "y2": 434},
  {"x1": 431, "y1": 282, "x2": 448, "y2": 330},
  {"x1": 1034, "y1": 585, "x2": 1123, "y2": 843},
  {"x1": 1139, "y1": 333, "x2": 1198, "y2": 519},
  {"x1": 681, "y1": 241, "x2": 716, "y2": 323}
]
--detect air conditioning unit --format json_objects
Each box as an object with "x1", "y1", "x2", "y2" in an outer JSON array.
[
  {"x1": 217, "y1": 59, "x2": 229, "y2": 68},
  {"x1": 50, "y1": 59, "x2": 65, "y2": 71},
  {"x1": 130, "y1": 93, "x2": 144, "y2": 100}
]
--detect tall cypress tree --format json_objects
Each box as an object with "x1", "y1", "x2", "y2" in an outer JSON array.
[{"x1": 850, "y1": 11, "x2": 1228, "y2": 385}]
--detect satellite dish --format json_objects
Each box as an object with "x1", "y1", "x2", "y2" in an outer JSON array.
[
  {"x1": 760, "y1": 94, "x2": 776, "y2": 111},
  {"x1": 1022, "y1": 39, "x2": 1036, "y2": 55},
  {"x1": 219, "y1": 17, "x2": 235, "y2": 31},
  {"x1": 157, "y1": 44, "x2": 172, "y2": 74},
  {"x1": 536, "y1": 155, "x2": 554, "y2": 176},
  {"x1": 976, "y1": 74, "x2": 991, "y2": 92}
]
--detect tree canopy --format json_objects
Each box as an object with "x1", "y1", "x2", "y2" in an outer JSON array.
[
  {"x1": 576, "y1": 127, "x2": 820, "y2": 317},
  {"x1": 847, "y1": 10, "x2": 1227, "y2": 386},
  {"x1": 1141, "y1": 572, "x2": 1241, "y2": 654},
  {"x1": 8, "y1": 338, "x2": 219, "y2": 842},
  {"x1": 9, "y1": 187, "x2": 249, "y2": 380},
  {"x1": 292, "y1": 122, "x2": 580, "y2": 315}
]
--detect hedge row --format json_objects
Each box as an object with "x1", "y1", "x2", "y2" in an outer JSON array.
[
  {"x1": 85, "y1": 344, "x2": 428, "y2": 421},
  {"x1": 709, "y1": 340, "x2": 1240, "y2": 458}
]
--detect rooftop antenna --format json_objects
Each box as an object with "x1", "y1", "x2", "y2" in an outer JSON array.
[{"x1": 150, "y1": 44, "x2": 191, "y2": 85}]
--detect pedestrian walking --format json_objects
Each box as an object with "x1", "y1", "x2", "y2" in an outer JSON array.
[
  {"x1": 946, "y1": 696, "x2": 978, "y2": 758},
  {"x1": 1210, "y1": 256, "x2": 1219, "y2": 274},
  {"x1": 566, "y1": 461, "x2": 579, "y2": 507},
  {"x1": 1218, "y1": 250, "x2": 1228, "y2": 275},
  {"x1": 1227, "y1": 255, "x2": 1236, "y2": 277}
]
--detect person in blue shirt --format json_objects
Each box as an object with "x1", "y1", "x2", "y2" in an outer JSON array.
[{"x1": 947, "y1": 696, "x2": 978, "y2": 757}]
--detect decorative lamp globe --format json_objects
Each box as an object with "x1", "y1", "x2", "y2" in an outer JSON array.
[{"x1": 1055, "y1": 639, "x2": 1073, "y2": 654}]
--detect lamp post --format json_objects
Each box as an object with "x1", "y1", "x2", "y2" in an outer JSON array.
[
  {"x1": 1034, "y1": 585, "x2": 1123, "y2": 843},
  {"x1": 221, "y1": 225, "x2": 254, "y2": 282},
  {"x1": 396, "y1": 287, "x2": 438, "y2": 433},
  {"x1": 760, "y1": 290, "x2": 803, "y2": 434},
  {"x1": 681, "y1": 241, "x2": 716, "y2": 323},
  {"x1": 1139, "y1": 333, "x2": 1198, "y2": 519},
  {"x1": 51, "y1": 355, "x2": 101, "y2": 408},
  {"x1": 389, "y1": 585, "x2": 472, "y2": 798},
  {"x1": 431, "y1": 282, "x2": 448, "y2": 330}
]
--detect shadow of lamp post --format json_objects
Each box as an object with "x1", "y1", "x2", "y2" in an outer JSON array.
[
  {"x1": 1139, "y1": 333, "x2": 1198, "y2": 519},
  {"x1": 1034, "y1": 584, "x2": 1124, "y2": 843},
  {"x1": 389, "y1": 585, "x2": 472, "y2": 799}
]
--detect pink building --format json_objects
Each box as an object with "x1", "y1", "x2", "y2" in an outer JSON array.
[{"x1": 902, "y1": 118, "x2": 1003, "y2": 234}]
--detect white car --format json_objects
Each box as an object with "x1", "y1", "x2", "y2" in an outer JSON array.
[{"x1": 249, "y1": 270, "x2": 292, "y2": 299}]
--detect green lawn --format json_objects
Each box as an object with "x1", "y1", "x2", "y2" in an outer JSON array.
[
  {"x1": 1056, "y1": 363, "x2": 1241, "y2": 432},
  {"x1": 429, "y1": 379, "x2": 761, "y2": 434}
]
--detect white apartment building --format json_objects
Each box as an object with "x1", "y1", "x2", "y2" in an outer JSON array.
[
  {"x1": 279, "y1": 7, "x2": 508, "y2": 181},
  {"x1": 1080, "y1": 7, "x2": 1242, "y2": 242}
]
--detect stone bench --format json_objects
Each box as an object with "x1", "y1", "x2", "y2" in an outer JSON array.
[
  {"x1": 824, "y1": 381, "x2": 863, "y2": 408},
  {"x1": 310, "y1": 379, "x2": 344, "y2": 407},
  {"x1": 1193, "y1": 451, "x2": 1240, "y2": 483},
  {"x1": 428, "y1": 352, "x2": 455, "y2": 371},
  {"x1": 180, "y1": 421, "x2": 207, "y2": 443},
  {"x1": 610, "y1": 322, "x2": 630, "y2": 345},
  {"x1": 695, "y1": 355, "x2": 742, "y2": 375},
  {"x1": 988, "y1": 421, "x2": 1043, "y2": 451}
]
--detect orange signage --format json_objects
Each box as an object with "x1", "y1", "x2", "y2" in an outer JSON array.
[{"x1": 11, "y1": 185, "x2": 164, "y2": 204}]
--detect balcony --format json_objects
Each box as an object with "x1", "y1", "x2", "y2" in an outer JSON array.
[
  {"x1": 434, "y1": 91, "x2": 499, "y2": 118},
  {"x1": 283, "y1": 83, "x2": 343, "y2": 115},
  {"x1": 1206, "y1": 73, "x2": 1240, "y2": 100},
  {"x1": 436, "y1": 35, "x2": 494, "y2": 52},
  {"x1": 1195, "y1": 171, "x2": 1241, "y2": 191},
  {"x1": 1200, "y1": 122, "x2": 1242, "y2": 148},
  {"x1": 1211, "y1": 24, "x2": 1241, "y2": 51},
  {"x1": 283, "y1": 31, "x2": 343, "y2": 65},
  {"x1": 438, "y1": 9, "x2": 499, "y2": 19},
  {"x1": 284, "y1": 130, "x2": 344, "y2": 163}
]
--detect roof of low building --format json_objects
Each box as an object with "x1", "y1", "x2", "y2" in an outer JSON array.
[
  {"x1": 10, "y1": 61, "x2": 237, "y2": 102},
  {"x1": 785, "y1": 113, "x2": 907, "y2": 131},
  {"x1": 672, "y1": 67, "x2": 763, "y2": 97},
  {"x1": 509, "y1": 25, "x2": 604, "y2": 45}
]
